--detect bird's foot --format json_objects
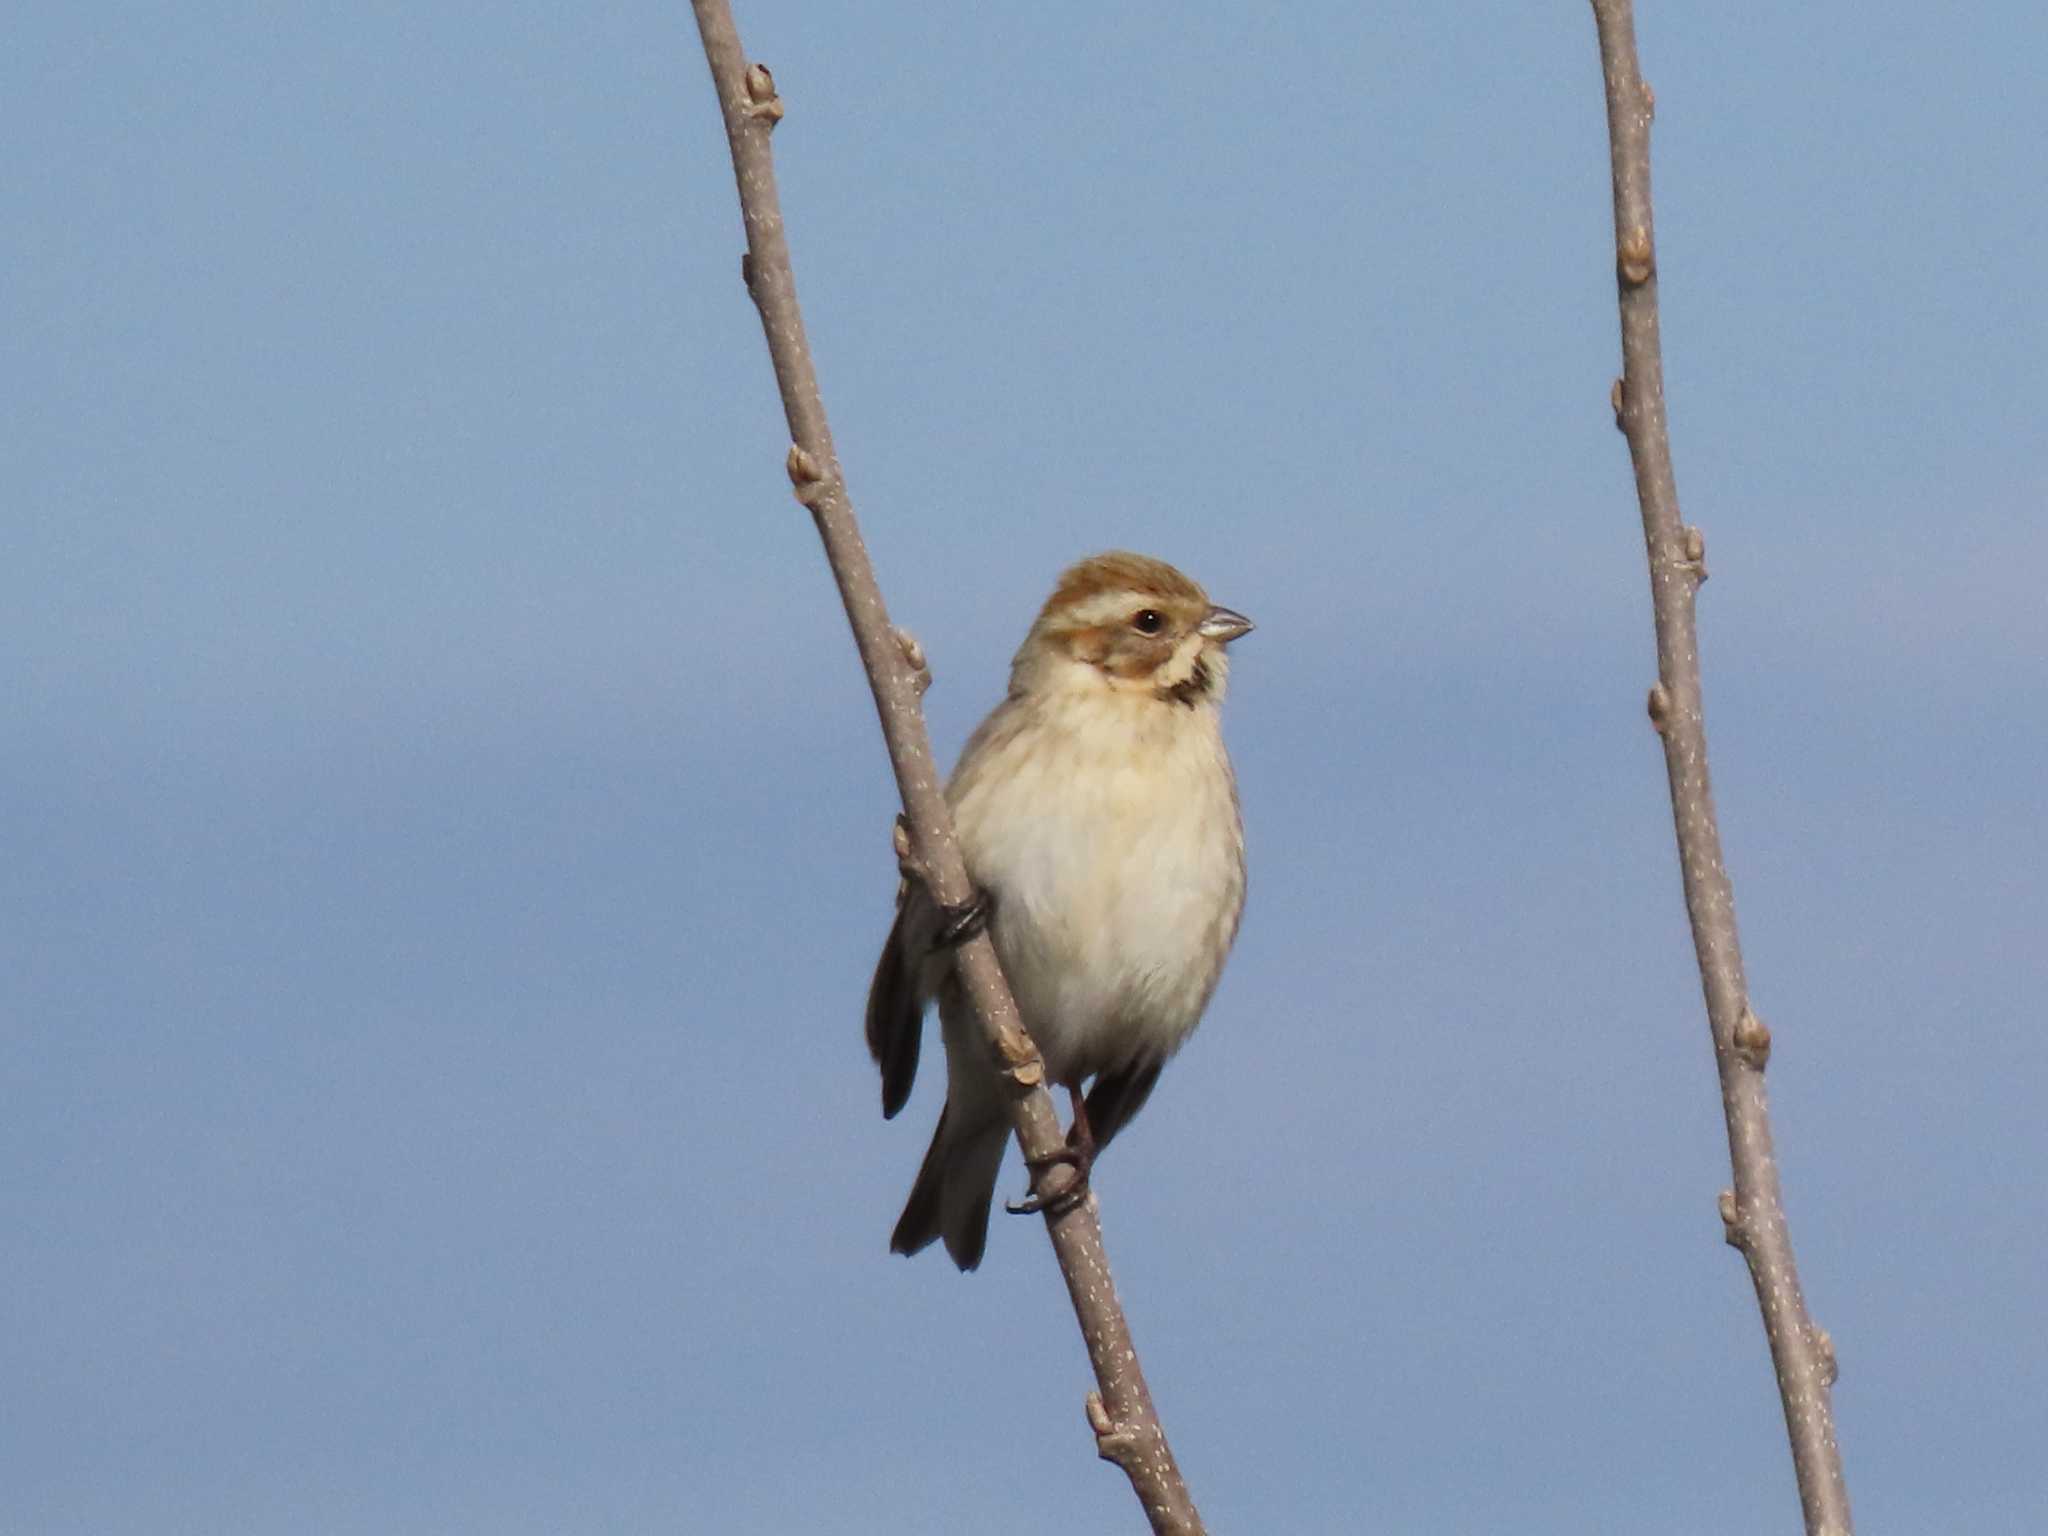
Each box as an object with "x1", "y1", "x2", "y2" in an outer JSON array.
[
  {"x1": 932, "y1": 887, "x2": 994, "y2": 950},
  {"x1": 1005, "y1": 1144, "x2": 1092, "y2": 1219},
  {"x1": 890, "y1": 813, "x2": 992, "y2": 950}
]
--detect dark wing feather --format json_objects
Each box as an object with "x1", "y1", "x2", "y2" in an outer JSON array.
[
  {"x1": 1082, "y1": 1056, "x2": 1165, "y2": 1152},
  {"x1": 864, "y1": 885, "x2": 930, "y2": 1119}
]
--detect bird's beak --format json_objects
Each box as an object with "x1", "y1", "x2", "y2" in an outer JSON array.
[{"x1": 1198, "y1": 605, "x2": 1254, "y2": 644}]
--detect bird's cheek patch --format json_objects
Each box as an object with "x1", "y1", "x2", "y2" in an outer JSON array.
[
  {"x1": 1105, "y1": 642, "x2": 1172, "y2": 684},
  {"x1": 1061, "y1": 624, "x2": 1114, "y2": 668}
]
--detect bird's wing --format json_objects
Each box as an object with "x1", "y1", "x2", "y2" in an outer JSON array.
[
  {"x1": 864, "y1": 877, "x2": 936, "y2": 1119},
  {"x1": 1082, "y1": 1054, "x2": 1165, "y2": 1151}
]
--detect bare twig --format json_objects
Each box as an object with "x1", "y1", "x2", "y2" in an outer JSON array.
[
  {"x1": 1590, "y1": 5, "x2": 1854, "y2": 1532},
  {"x1": 689, "y1": 5, "x2": 1205, "y2": 1530}
]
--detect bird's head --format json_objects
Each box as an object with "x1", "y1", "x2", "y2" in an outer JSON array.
[{"x1": 1011, "y1": 551, "x2": 1253, "y2": 707}]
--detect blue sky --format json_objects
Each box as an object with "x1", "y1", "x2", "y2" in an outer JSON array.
[{"x1": 5, "y1": 2, "x2": 2045, "y2": 1532}]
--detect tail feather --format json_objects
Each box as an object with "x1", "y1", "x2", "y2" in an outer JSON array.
[{"x1": 889, "y1": 1104, "x2": 1007, "y2": 1271}]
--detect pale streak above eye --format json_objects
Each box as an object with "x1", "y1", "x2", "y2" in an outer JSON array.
[{"x1": 1059, "y1": 590, "x2": 1161, "y2": 630}]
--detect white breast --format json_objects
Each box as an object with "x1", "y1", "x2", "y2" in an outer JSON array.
[{"x1": 947, "y1": 685, "x2": 1245, "y2": 1084}]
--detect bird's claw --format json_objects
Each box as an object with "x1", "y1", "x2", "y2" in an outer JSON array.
[
  {"x1": 1005, "y1": 1145, "x2": 1091, "y2": 1218},
  {"x1": 932, "y1": 888, "x2": 994, "y2": 950}
]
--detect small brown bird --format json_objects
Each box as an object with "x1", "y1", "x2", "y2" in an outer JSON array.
[{"x1": 866, "y1": 552, "x2": 1252, "y2": 1269}]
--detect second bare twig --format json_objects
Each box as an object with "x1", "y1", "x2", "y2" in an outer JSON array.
[{"x1": 1590, "y1": 4, "x2": 1854, "y2": 1533}]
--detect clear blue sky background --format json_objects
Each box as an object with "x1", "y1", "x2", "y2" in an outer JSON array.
[{"x1": 6, "y1": 3, "x2": 2045, "y2": 1532}]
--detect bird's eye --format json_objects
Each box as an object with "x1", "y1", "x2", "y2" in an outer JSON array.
[{"x1": 1132, "y1": 609, "x2": 1165, "y2": 635}]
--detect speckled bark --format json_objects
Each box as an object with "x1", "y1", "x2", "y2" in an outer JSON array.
[
  {"x1": 1590, "y1": 4, "x2": 1854, "y2": 1532},
  {"x1": 690, "y1": 5, "x2": 1204, "y2": 1530}
]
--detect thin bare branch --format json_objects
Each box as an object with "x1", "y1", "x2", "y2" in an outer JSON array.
[
  {"x1": 1589, "y1": 4, "x2": 1854, "y2": 1532},
  {"x1": 688, "y1": 4, "x2": 1205, "y2": 1529}
]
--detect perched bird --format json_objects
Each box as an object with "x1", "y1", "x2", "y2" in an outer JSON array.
[{"x1": 866, "y1": 551, "x2": 1252, "y2": 1269}]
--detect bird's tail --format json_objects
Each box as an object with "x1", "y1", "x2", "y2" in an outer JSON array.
[{"x1": 890, "y1": 1103, "x2": 1007, "y2": 1271}]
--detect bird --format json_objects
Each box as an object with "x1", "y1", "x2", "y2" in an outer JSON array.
[{"x1": 865, "y1": 551, "x2": 1252, "y2": 1269}]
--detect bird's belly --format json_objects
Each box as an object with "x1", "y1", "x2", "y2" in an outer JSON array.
[{"x1": 960, "y1": 757, "x2": 1243, "y2": 1084}]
